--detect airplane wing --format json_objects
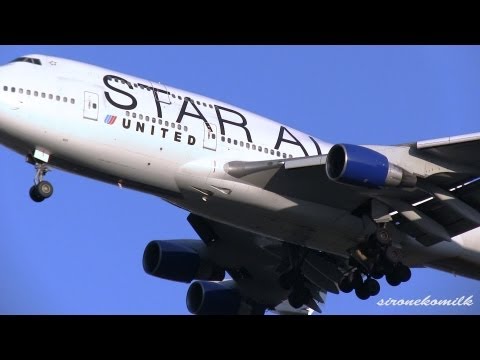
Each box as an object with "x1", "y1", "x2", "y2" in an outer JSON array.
[
  {"x1": 224, "y1": 133, "x2": 480, "y2": 247},
  {"x1": 187, "y1": 213, "x2": 347, "y2": 314}
]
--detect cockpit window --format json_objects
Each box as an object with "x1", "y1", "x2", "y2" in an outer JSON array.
[{"x1": 10, "y1": 57, "x2": 42, "y2": 66}]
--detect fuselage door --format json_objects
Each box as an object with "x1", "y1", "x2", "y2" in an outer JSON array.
[
  {"x1": 83, "y1": 91, "x2": 99, "y2": 120},
  {"x1": 203, "y1": 123, "x2": 217, "y2": 151}
]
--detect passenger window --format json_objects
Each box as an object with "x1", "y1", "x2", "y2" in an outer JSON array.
[
  {"x1": 270, "y1": 149, "x2": 274, "y2": 155},
  {"x1": 209, "y1": 104, "x2": 213, "y2": 108},
  {"x1": 11, "y1": 87, "x2": 15, "y2": 93},
  {"x1": 92, "y1": 103, "x2": 97, "y2": 109},
  {"x1": 34, "y1": 91, "x2": 38, "y2": 96},
  {"x1": 289, "y1": 155, "x2": 293, "y2": 158},
  {"x1": 240, "y1": 141, "x2": 244, "y2": 147},
  {"x1": 203, "y1": 102, "x2": 207, "y2": 107},
  {"x1": 152, "y1": 118, "x2": 156, "y2": 124},
  {"x1": 221, "y1": 136, "x2": 225, "y2": 142},
  {"x1": 234, "y1": 140, "x2": 238, "y2": 145},
  {"x1": 146, "y1": 116, "x2": 150, "y2": 121},
  {"x1": 3, "y1": 86, "x2": 7, "y2": 91},
  {"x1": 126, "y1": 111, "x2": 130, "y2": 116},
  {"x1": 41, "y1": 92, "x2": 45, "y2": 98},
  {"x1": 283, "y1": 153, "x2": 287, "y2": 159},
  {"x1": 212, "y1": 134, "x2": 216, "y2": 139},
  {"x1": 184, "y1": 126, "x2": 188, "y2": 132},
  {"x1": 177, "y1": 124, "x2": 181, "y2": 130},
  {"x1": 139, "y1": 114, "x2": 143, "y2": 120},
  {"x1": 258, "y1": 146, "x2": 262, "y2": 151},
  {"x1": 27, "y1": 90, "x2": 31, "y2": 95},
  {"x1": 252, "y1": 145, "x2": 256, "y2": 150},
  {"x1": 178, "y1": 96, "x2": 182, "y2": 100},
  {"x1": 49, "y1": 94, "x2": 53, "y2": 100},
  {"x1": 19, "y1": 88, "x2": 23, "y2": 94},
  {"x1": 132, "y1": 113, "x2": 136, "y2": 118},
  {"x1": 56, "y1": 95, "x2": 60, "y2": 101},
  {"x1": 264, "y1": 148, "x2": 268, "y2": 154},
  {"x1": 63, "y1": 97, "x2": 68, "y2": 102},
  {"x1": 246, "y1": 143, "x2": 250, "y2": 149},
  {"x1": 277, "y1": 151, "x2": 281, "y2": 157},
  {"x1": 71, "y1": 98, "x2": 75, "y2": 104},
  {"x1": 227, "y1": 138, "x2": 231, "y2": 144},
  {"x1": 172, "y1": 94, "x2": 176, "y2": 98},
  {"x1": 196, "y1": 101, "x2": 201, "y2": 105},
  {"x1": 158, "y1": 119, "x2": 162, "y2": 125},
  {"x1": 165, "y1": 121, "x2": 169, "y2": 127}
]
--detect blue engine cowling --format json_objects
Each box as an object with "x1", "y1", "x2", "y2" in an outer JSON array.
[
  {"x1": 325, "y1": 144, "x2": 416, "y2": 188},
  {"x1": 186, "y1": 281, "x2": 244, "y2": 315},
  {"x1": 142, "y1": 240, "x2": 225, "y2": 283}
]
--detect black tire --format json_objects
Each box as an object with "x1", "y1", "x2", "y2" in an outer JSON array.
[
  {"x1": 36, "y1": 181, "x2": 53, "y2": 199},
  {"x1": 288, "y1": 286, "x2": 310, "y2": 309},
  {"x1": 364, "y1": 278, "x2": 380, "y2": 296},
  {"x1": 350, "y1": 271, "x2": 363, "y2": 290},
  {"x1": 386, "y1": 272, "x2": 401, "y2": 286},
  {"x1": 385, "y1": 246, "x2": 401, "y2": 264},
  {"x1": 381, "y1": 259, "x2": 394, "y2": 276},
  {"x1": 376, "y1": 228, "x2": 391, "y2": 245},
  {"x1": 396, "y1": 264, "x2": 412, "y2": 282},
  {"x1": 339, "y1": 277, "x2": 354, "y2": 293},
  {"x1": 371, "y1": 263, "x2": 384, "y2": 279},
  {"x1": 29, "y1": 185, "x2": 44, "y2": 203},
  {"x1": 355, "y1": 284, "x2": 370, "y2": 300}
]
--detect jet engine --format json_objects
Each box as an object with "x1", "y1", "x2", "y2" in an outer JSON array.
[
  {"x1": 326, "y1": 144, "x2": 416, "y2": 188},
  {"x1": 186, "y1": 280, "x2": 265, "y2": 315},
  {"x1": 142, "y1": 240, "x2": 225, "y2": 283}
]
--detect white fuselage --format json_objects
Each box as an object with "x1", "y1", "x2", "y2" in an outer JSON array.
[{"x1": 1, "y1": 54, "x2": 480, "y2": 280}]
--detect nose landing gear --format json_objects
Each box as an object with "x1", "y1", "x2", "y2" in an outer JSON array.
[{"x1": 29, "y1": 163, "x2": 53, "y2": 202}]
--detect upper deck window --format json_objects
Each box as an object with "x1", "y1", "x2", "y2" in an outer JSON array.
[{"x1": 10, "y1": 57, "x2": 42, "y2": 66}]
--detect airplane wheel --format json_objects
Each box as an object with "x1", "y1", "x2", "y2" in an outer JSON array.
[
  {"x1": 288, "y1": 286, "x2": 310, "y2": 309},
  {"x1": 29, "y1": 186, "x2": 44, "y2": 202},
  {"x1": 385, "y1": 246, "x2": 402, "y2": 264},
  {"x1": 396, "y1": 264, "x2": 411, "y2": 282},
  {"x1": 386, "y1": 272, "x2": 401, "y2": 286},
  {"x1": 339, "y1": 276, "x2": 354, "y2": 293},
  {"x1": 355, "y1": 284, "x2": 370, "y2": 300},
  {"x1": 350, "y1": 270, "x2": 363, "y2": 289},
  {"x1": 376, "y1": 228, "x2": 391, "y2": 245},
  {"x1": 364, "y1": 278, "x2": 380, "y2": 296},
  {"x1": 37, "y1": 181, "x2": 53, "y2": 199}
]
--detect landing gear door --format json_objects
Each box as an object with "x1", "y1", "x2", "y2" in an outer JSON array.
[
  {"x1": 83, "y1": 91, "x2": 99, "y2": 120},
  {"x1": 203, "y1": 123, "x2": 217, "y2": 151}
]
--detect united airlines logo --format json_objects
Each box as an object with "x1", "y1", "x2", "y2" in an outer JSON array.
[{"x1": 104, "y1": 115, "x2": 117, "y2": 125}]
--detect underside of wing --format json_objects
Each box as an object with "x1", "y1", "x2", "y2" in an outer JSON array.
[{"x1": 184, "y1": 213, "x2": 349, "y2": 315}]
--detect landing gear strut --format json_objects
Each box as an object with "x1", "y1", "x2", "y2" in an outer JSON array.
[{"x1": 29, "y1": 162, "x2": 53, "y2": 202}]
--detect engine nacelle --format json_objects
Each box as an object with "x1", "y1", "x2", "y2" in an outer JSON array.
[
  {"x1": 186, "y1": 280, "x2": 267, "y2": 315},
  {"x1": 326, "y1": 144, "x2": 416, "y2": 188},
  {"x1": 142, "y1": 240, "x2": 225, "y2": 283},
  {"x1": 186, "y1": 281, "x2": 242, "y2": 315}
]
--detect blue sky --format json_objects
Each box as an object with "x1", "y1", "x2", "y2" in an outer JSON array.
[{"x1": 1, "y1": 45, "x2": 480, "y2": 315}]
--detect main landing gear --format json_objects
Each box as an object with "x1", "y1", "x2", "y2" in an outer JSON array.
[
  {"x1": 339, "y1": 227, "x2": 412, "y2": 300},
  {"x1": 278, "y1": 246, "x2": 313, "y2": 309},
  {"x1": 29, "y1": 162, "x2": 54, "y2": 203}
]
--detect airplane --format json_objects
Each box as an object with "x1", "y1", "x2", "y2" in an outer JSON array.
[{"x1": 1, "y1": 53, "x2": 480, "y2": 315}]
